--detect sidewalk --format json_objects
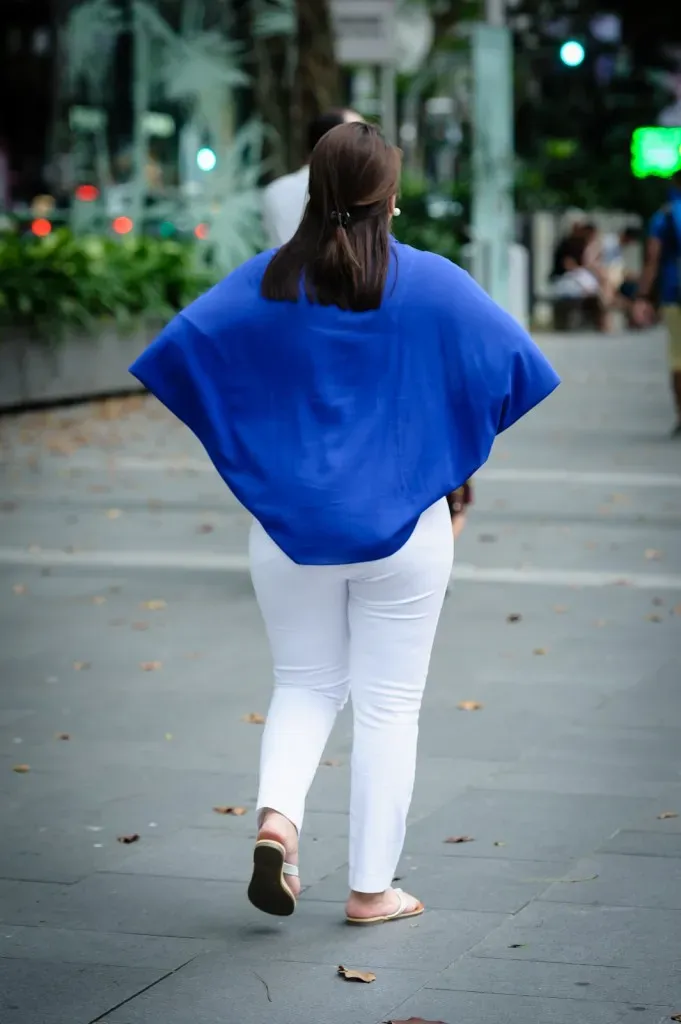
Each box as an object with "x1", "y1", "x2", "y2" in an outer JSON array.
[{"x1": 1, "y1": 329, "x2": 680, "y2": 1024}]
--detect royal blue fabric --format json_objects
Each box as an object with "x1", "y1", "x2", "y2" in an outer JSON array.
[
  {"x1": 130, "y1": 242, "x2": 560, "y2": 565},
  {"x1": 649, "y1": 187, "x2": 681, "y2": 305}
]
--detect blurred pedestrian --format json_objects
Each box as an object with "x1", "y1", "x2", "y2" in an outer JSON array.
[
  {"x1": 262, "y1": 109, "x2": 363, "y2": 247},
  {"x1": 634, "y1": 172, "x2": 681, "y2": 435},
  {"x1": 130, "y1": 122, "x2": 560, "y2": 926}
]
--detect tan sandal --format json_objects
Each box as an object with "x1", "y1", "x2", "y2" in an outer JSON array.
[
  {"x1": 345, "y1": 888, "x2": 425, "y2": 925},
  {"x1": 247, "y1": 837, "x2": 299, "y2": 917}
]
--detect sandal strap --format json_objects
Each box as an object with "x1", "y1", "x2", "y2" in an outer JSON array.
[
  {"x1": 283, "y1": 862, "x2": 299, "y2": 877},
  {"x1": 388, "y1": 888, "x2": 408, "y2": 918}
]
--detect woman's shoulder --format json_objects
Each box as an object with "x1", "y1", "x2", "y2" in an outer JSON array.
[{"x1": 393, "y1": 242, "x2": 487, "y2": 313}]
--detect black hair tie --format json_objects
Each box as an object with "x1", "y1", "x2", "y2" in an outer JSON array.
[{"x1": 330, "y1": 210, "x2": 351, "y2": 229}]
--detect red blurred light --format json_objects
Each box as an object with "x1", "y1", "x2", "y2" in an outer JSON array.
[
  {"x1": 31, "y1": 218, "x2": 52, "y2": 237},
  {"x1": 194, "y1": 223, "x2": 209, "y2": 240},
  {"x1": 75, "y1": 184, "x2": 99, "y2": 202},
  {"x1": 112, "y1": 216, "x2": 133, "y2": 235}
]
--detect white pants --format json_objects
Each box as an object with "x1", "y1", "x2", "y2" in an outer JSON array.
[{"x1": 249, "y1": 498, "x2": 453, "y2": 893}]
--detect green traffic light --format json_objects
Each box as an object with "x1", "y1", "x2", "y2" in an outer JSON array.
[
  {"x1": 631, "y1": 127, "x2": 681, "y2": 179},
  {"x1": 560, "y1": 40, "x2": 585, "y2": 67}
]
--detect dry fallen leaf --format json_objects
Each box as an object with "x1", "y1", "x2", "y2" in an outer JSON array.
[
  {"x1": 670, "y1": 1016, "x2": 681, "y2": 1022},
  {"x1": 56, "y1": 733, "x2": 71, "y2": 741},
  {"x1": 644, "y1": 548, "x2": 661, "y2": 560},
  {"x1": 197, "y1": 523, "x2": 214, "y2": 534},
  {"x1": 657, "y1": 811, "x2": 679, "y2": 820},
  {"x1": 213, "y1": 806, "x2": 248, "y2": 816},
  {"x1": 91, "y1": 596, "x2": 107, "y2": 605},
  {"x1": 337, "y1": 966, "x2": 376, "y2": 984},
  {"x1": 457, "y1": 701, "x2": 483, "y2": 711},
  {"x1": 533, "y1": 647, "x2": 547, "y2": 656},
  {"x1": 105, "y1": 508, "x2": 123, "y2": 520},
  {"x1": 444, "y1": 835, "x2": 475, "y2": 844},
  {"x1": 553, "y1": 605, "x2": 568, "y2": 614},
  {"x1": 141, "y1": 599, "x2": 166, "y2": 611},
  {"x1": 12, "y1": 764, "x2": 30, "y2": 773},
  {"x1": 73, "y1": 661, "x2": 91, "y2": 671},
  {"x1": 242, "y1": 712, "x2": 266, "y2": 724},
  {"x1": 12, "y1": 584, "x2": 28, "y2": 595},
  {"x1": 321, "y1": 758, "x2": 342, "y2": 767},
  {"x1": 140, "y1": 661, "x2": 162, "y2": 672},
  {"x1": 508, "y1": 943, "x2": 527, "y2": 949},
  {"x1": 384, "y1": 1018, "x2": 449, "y2": 1024},
  {"x1": 117, "y1": 834, "x2": 140, "y2": 844},
  {"x1": 506, "y1": 613, "x2": 522, "y2": 623}
]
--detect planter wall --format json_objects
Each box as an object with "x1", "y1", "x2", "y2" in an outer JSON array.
[{"x1": 0, "y1": 326, "x2": 156, "y2": 411}]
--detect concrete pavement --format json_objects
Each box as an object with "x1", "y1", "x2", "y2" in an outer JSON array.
[{"x1": 0, "y1": 328, "x2": 680, "y2": 1024}]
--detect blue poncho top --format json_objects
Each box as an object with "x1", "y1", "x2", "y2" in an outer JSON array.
[{"x1": 130, "y1": 242, "x2": 559, "y2": 564}]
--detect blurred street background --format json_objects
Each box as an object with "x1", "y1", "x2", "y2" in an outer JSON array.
[{"x1": 1, "y1": 1, "x2": 681, "y2": 1023}]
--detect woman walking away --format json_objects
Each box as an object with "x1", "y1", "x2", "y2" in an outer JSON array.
[{"x1": 129, "y1": 123, "x2": 560, "y2": 926}]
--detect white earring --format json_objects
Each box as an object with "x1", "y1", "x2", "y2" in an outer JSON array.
[{"x1": 393, "y1": 207, "x2": 401, "y2": 217}]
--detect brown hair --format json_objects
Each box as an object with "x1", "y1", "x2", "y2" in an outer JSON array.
[{"x1": 261, "y1": 122, "x2": 401, "y2": 311}]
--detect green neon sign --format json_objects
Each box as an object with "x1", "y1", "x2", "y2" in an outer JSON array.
[{"x1": 631, "y1": 127, "x2": 681, "y2": 179}]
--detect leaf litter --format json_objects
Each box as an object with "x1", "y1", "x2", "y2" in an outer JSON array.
[
  {"x1": 457, "y1": 701, "x2": 483, "y2": 711},
  {"x1": 657, "y1": 811, "x2": 678, "y2": 820},
  {"x1": 444, "y1": 836, "x2": 474, "y2": 844},
  {"x1": 140, "y1": 661, "x2": 163, "y2": 671},
  {"x1": 337, "y1": 966, "x2": 376, "y2": 984},
  {"x1": 213, "y1": 806, "x2": 248, "y2": 816},
  {"x1": 242, "y1": 712, "x2": 265, "y2": 724},
  {"x1": 141, "y1": 599, "x2": 166, "y2": 610},
  {"x1": 117, "y1": 834, "x2": 140, "y2": 844}
]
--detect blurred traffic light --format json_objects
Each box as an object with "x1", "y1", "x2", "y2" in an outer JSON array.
[
  {"x1": 631, "y1": 127, "x2": 681, "y2": 178},
  {"x1": 75, "y1": 184, "x2": 99, "y2": 202},
  {"x1": 559, "y1": 40, "x2": 585, "y2": 67},
  {"x1": 31, "y1": 218, "x2": 52, "y2": 237},
  {"x1": 112, "y1": 216, "x2": 134, "y2": 235},
  {"x1": 194, "y1": 223, "x2": 209, "y2": 240},
  {"x1": 196, "y1": 147, "x2": 217, "y2": 172}
]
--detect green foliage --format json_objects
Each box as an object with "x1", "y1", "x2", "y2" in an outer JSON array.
[
  {"x1": 0, "y1": 230, "x2": 215, "y2": 341},
  {"x1": 392, "y1": 176, "x2": 464, "y2": 263}
]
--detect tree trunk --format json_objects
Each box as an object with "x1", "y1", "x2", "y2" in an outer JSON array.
[{"x1": 291, "y1": 0, "x2": 341, "y2": 166}]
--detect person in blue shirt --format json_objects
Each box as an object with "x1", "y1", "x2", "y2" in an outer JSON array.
[
  {"x1": 634, "y1": 172, "x2": 681, "y2": 436},
  {"x1": 130, "y1": 122, "x2": 559, "y2": 925}
]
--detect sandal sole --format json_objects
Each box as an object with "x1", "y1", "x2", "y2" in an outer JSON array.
[{"x1": 247, "y1": 840, "x2": 296, "y2": 917}]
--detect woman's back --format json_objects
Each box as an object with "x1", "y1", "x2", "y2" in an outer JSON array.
[{"x1": 131, "y1": 238, "x2": 558, "y2": 564}]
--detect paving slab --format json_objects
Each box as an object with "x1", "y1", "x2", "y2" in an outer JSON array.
[
  {"x1": 101, "y1": 957, "x2": 431, "y2": 1024},
  {"x1": 470, "y1": 900, "x2": 681, "y2": 968},
  {"x1": 402, "y1": 789, "x2": 655, "y2": 861},
  {"x1": 599, "y1": 830, "x2": 681, "y2": 856},
  {"x1": 0, "y1": 958, "x2": 167, "y2": 1024},
  {"x1": 383, "y1": 987, "x2": 628, "y2": 1024},
  {"x1": 538, "y1": 853, "x2": 681, "y2": 909},
  {"x1": 430, "y1": 954, "x2": 681, "y2": 1005},
  {"x1": 0, "y1": 923, "x2": 218, "y2": 969}
]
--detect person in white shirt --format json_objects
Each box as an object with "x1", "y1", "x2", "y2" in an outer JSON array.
[{"x1": 262, "y1": 109, "x2": 363, "y2": 248}]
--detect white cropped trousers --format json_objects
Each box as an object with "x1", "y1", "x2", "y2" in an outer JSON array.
[{"x1": 249, "y1": 498, "x2": 453, "y2": 893}]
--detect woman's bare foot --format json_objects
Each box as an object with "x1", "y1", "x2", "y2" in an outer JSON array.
[
  {"x1": 345, "y1": 887, "x2": 423, "y2": 922},
  {"x1": 258, "y1": 809, "x2": 301, "y2": 897}
]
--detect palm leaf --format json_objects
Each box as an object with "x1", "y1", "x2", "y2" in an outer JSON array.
[
  {"x1": 252, "y1": 0, "x2": 296, "y2": 38},
  {"x1": 65, "y1": 0, "x2": 122, "y2": 95}
]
